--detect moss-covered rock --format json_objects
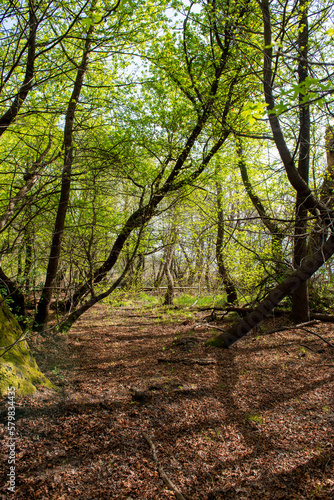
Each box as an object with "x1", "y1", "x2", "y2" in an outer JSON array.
[{"x1": 0, "y1": 299, "x2": 54, "y2": 396}]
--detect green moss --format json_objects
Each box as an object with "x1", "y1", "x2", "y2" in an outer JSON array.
[
  {"x1": 0, "y1": 299, "x2": 54, "y2": 396},
  {"x1": 205, "y1": 335, "x2": 229, "y2": 348}
]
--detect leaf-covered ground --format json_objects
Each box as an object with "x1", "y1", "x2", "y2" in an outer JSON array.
[{"x1": 1, "y1": 303, "x2": 333, "y2": 499}]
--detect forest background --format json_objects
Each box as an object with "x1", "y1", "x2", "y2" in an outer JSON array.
[{"x1": 1, "y1": 0, "x2": 334, "y2": 347}]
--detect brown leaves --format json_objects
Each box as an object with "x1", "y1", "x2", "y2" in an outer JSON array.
[{"x1": 0, "y1": 305, "x2": 333, "y2": 499}]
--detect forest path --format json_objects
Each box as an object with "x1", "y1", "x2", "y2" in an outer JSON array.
[{"x1": 0, "y1": 303, "x2": 334, "y2": 499}]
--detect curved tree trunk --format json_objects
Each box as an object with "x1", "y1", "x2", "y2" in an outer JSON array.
[{"x1": 237, "y1": 138, "x2": 284, "y2": 276}]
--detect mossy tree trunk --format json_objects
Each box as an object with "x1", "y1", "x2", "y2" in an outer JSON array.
[{"x1": 0, "y1": 298, "x2": 53, "y2": 396}]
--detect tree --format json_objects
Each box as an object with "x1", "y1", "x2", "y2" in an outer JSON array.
[
  {"x1": 207, "y1": 0, "x2": 334, "y2": 347},
  {"x1": 34, "y1": 0, "x2": 99, "y2": 331},
  {"x1": 291, "y1": 0, "x2": 311, "y2": 322},
  {"x1": 215, "y1": 180, "x2": 238, "y2": 304}
]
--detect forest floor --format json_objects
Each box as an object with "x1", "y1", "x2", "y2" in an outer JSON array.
[{"x1": 1, "y1": 300, "x2": 334, "y2": 499}]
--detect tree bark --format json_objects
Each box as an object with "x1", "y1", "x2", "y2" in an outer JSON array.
[{"x1": 292, "y1": 0, "x2": 310, "y2": 323}]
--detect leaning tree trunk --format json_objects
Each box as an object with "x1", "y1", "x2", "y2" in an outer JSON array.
[{"x1": 206, "y1": 232, "x2": 334, "y2": 348}]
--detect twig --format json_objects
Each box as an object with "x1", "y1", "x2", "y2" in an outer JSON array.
[
  {"x1": 142, "y1": 433, "x2": 186, "y2": 500},
  {"x1": 263, "y1": 320, "x2": 319, "y2": 336},
  {"x1": 200, "y1": 323, "x2": 225, "y2": 333},
  {"x1": 300, "y1": 328, "x2": 334, "y2": 348},
  {"x1": 300, "y1": 343, "x2": 319, "y2": 353}
]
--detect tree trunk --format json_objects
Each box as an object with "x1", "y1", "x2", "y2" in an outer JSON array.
[
  {"x1": 216, "y1": 182, "x2": 238, "y2": 304},
  {"x1": 34, "y1": 22, "x2": 94, "y2": 332},
  {"x1": 237, "y1": 138, "x2": 284, "y2": 276},
  {"x1": 292, "y1": 0, "x2": 310, "y2": 323},
  {"x1": 163, "y1": 245, "x2": 175, "y2": 306}
]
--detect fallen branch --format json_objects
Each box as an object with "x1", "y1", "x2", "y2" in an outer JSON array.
[
  {"x1": 142, "y1": 433, "x2": 186, "y2": 500},
  {"x1": 310, "y1": 313, "x2": 334, "y2": 322},
  {"x1": 204, "y1": 320, "x2": 328, "y2": 346},
  {"x1": 198, "y1": 308, "x2": 334, "y2": 323},
  {"x1": 263, "y1": 320, "x2": 319, "y2": 336},
  {"x1": 158, "y1": 357, "x2": 215, "y2": 366},
  {"x1": 301, "y1": 328, "x2": 334, "y2": 348},
  {"x1": 197, "y1": 305, "x2": 289, "y2": 317},
  {"x1": 200, "y1": 323, "x2": 225, "y2": 333}
]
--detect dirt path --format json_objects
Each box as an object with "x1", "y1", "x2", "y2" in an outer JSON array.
[{"x1": 1, "y1": 303, "x2": 334, "y2": 499}]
